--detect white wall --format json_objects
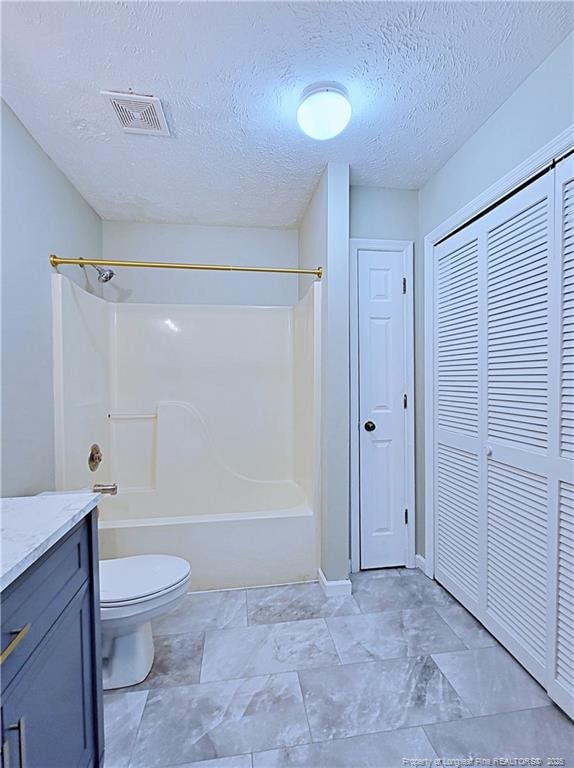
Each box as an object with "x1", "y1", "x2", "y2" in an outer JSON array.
[
  {"x1": 102, "y1": 221, "x2": 299, "y2": 306},
  {"x1": 1, "y1": 101, "x2": 102, "y2": 497},
  {"x1": 299, "y1": 173, "x2": 327, "y2": 300},
  {"x1": 419, "y1": 33, "x2": 574, "y2": 235},
  {"x1": 350, "y1": 187, "x2": 418, "y2": 242},
  {"x1": 323, "y1": 163, "x2": 351, "y2": 580},
  {"x1": 415, "y1": 32, "x2": 574, "y2": 554},
  {"x1": 299, "y1": 164, "x2": 350, "y2": 582}
]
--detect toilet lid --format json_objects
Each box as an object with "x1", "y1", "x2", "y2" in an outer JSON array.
[{"x1": 100, "y1": 555, "x2": 191, "y2": 604}]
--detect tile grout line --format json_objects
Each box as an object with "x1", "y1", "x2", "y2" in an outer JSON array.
[
  {"x1": 186, "y1": 580, "x2": 318, "y2": 596},
  {"x1": 322, "y1": 616, "x2": 344, "y2": 666},
  {"x1": 243, "y1": 587, "x2": 249, "y2": 627},
  {"x1": 295, "y1": 669, "x2": 316, "y2": 747},
  {"x1": 415, "y1": 604, "x2": 476, "y2": 651},
  {"x1": 197, "y1": 629, "x2": 207, "y2": 685},
  {"x1": 422, "y1": 721, "x2": 444, "y2": 761},
  {"x1": 125, "y1": 689, "x2": 150, "y2": 768},
  {"x1": 433, "y1": 613, "x2": 476, "y2": 651}
]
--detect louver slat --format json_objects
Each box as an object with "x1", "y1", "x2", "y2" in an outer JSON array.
[
  {"x1": 561, "y1": 179, "x2": 574, "y2": 458},
  {"x1": 487, "y1": 461, "x2": 547, "y2": 665},
  {"x1": 437, "y1": 239, "x2": 479, "y2": 437}
]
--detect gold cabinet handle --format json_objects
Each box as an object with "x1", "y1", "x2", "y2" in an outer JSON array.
[
  {"x1": 0, "y1": 625, "x2": 30, "y2": 664},
  {"x1": 7, "y1": 719, "x2": 25, "y2": 768}
]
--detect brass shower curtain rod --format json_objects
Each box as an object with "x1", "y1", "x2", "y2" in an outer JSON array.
[{"x1": 49, "y1": 255, "x2": 323, "y2": 279}]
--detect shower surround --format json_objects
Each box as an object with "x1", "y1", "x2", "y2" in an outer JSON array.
[{"x1": 52, "y1": 274, "x2": 321, "y2": 589}]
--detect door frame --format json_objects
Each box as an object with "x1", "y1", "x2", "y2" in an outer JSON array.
[
  {"x1": 423, "y1": 125, "x2": 574, "y2": 580},
  {"x1": 350, "y1": 238, "x2": 415, "y2": 573}
]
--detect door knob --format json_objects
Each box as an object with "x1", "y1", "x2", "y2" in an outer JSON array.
[{"x1": 364, "y1": 421, "x2": 376, "y2": 432}]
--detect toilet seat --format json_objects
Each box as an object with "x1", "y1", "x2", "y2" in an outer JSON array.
[
  {"x1": 100, "y1": 555, "x2": 191, "y2": 605},
  {"x1": 100, "y1": 575, "x2": 190, "y2": 608}
]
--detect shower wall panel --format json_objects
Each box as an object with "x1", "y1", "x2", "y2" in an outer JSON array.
[
  {"x1": 52, "y1": 275, "x2": 112, "y2": 490},
  {"x1": 111, "y1": 303, "x2": 294, "y2": 485}
]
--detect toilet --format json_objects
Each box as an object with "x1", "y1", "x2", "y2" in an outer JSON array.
[{"x1": 99, "y1": 554, "x2": 191, "y2": 690}]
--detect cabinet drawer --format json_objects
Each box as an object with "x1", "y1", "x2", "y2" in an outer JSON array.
[{"x1": 1, "y1": 521, "x2": 90, "y2": 691}]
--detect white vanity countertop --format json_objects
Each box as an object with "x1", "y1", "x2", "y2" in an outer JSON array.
[{"x1": 0, "y1": 492, "x2": 101, "y2": 591}]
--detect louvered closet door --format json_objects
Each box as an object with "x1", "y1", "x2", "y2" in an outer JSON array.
[
  {"x1": 434, "y1": 225, "x2": 483, "y2": 612},
  {"x1": 433, "y1": 163, "x2": 574, "y2": 715},
  {"x1": 482, "y1": 172, "x2": 556, "y2": 685},
  {"x1": 548, "y1": 155, "x2": 574, "y2": 718}
]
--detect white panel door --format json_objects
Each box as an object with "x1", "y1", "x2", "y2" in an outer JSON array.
[{"x1": 358, "y1": 246, "x2": 409, "y2": 568}]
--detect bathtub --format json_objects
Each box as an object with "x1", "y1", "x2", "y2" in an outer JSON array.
[
  {"x1": 53, "y1": 275, "x2": 321, "y2": 591},
  {"x1": 97, "y1": 402, "x2": 319, "y2": 590},
  {"x1": 98, "y1": 486, "x2": 318, "y2": 591}
]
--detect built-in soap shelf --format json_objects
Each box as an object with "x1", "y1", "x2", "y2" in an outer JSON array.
[{"x1": 107, "y1": 412, "x2": 157, "y2": 420}]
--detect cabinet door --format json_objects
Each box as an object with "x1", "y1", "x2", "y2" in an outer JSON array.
[{"x1": 2, "y1": 585, "x2": 97, "y2": 768}]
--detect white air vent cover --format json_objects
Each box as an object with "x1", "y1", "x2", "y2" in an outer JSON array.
[{"x1": 101, "y1": 91, "x2": 170, "y2": 136}]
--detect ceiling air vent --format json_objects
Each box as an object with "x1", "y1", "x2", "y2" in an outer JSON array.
[{"x1": 101, "y1": 91, "x2": 170, "y2": 136}]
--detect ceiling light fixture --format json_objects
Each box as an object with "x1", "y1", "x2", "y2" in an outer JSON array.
[{"x1": 297, "y1": 83, "x2": 351, "y2": 141}]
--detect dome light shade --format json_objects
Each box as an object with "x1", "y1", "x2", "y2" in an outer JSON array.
[{"x1": 297, "y1": 84, "x2": 351, "y2": 140}]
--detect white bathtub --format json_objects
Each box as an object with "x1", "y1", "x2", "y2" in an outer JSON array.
[
  {"x1": 98, "y1": 498, "x2": 317, "y2": 591},
  {"x1": 53, "y1": 276, "x2": 321, "y2": 591}
]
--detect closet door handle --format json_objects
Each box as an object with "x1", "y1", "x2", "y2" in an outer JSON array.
[
  {"x1": 485, "y1": 445, "x2": 493, "y2": 458},
  {"x1": 364, "y1": 421, "x2": 376, "y2": 432}
]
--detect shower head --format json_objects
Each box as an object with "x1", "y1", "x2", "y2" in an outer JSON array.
[{"x1": 94, "y1": 265, "x2": 115, "y2": 283}]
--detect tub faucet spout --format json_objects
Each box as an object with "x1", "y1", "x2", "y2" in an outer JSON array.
[{"x1": 93, "y1": 483, "x2": 118, "y2": 495}]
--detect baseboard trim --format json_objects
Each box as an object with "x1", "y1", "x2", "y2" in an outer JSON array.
[{"x1": 318, "y1": 568, "x2": 352, "y2": 598}]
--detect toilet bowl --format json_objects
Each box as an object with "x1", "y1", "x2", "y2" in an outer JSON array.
[{"x1": 99, "y1": 554, "x2": 191, "y2": 690}]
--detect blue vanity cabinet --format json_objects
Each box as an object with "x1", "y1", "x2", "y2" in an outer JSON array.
[{"x1": 1, "y1": 510, "x2": 104, "y2": 768}]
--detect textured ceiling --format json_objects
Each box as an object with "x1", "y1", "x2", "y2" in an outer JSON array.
[{"x1": 2, "y1": 1, "x2": 572, "y2": 227}]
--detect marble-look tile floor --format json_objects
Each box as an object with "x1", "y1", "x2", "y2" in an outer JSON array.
[{"x1": 104, "y1": 569, "x2": 574, "y2": 768}]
